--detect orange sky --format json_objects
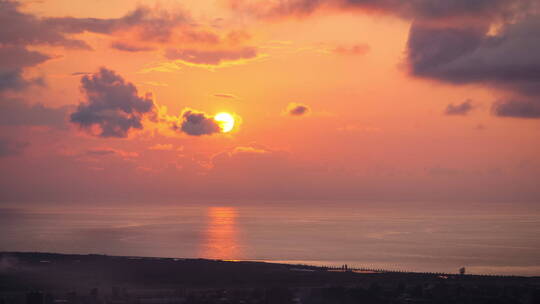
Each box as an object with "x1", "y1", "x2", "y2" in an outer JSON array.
[{"x1": 0, "y1": 0, "x2": 539, "y2": 204}]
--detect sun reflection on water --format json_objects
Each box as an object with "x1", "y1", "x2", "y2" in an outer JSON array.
[{"x1": 200, "y1": 207, "x2": 242, "y2": 260}]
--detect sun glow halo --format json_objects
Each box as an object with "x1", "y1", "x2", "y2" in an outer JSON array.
[{"x1": 214, "y1": 112, "x2": 235, "y2": 133}]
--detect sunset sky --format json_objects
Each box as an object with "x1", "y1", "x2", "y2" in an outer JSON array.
[{"x1": 1, "y1": 0, "x2": 539, "y2": 205}]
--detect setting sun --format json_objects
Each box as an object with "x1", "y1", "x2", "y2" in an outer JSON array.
[{"x1": 214, "y1": 112, "x2": 235, "y2": 133}]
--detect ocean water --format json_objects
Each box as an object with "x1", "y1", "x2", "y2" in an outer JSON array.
[{"x1": 1, "y1": 201, "x2": 539, "y2": 276}]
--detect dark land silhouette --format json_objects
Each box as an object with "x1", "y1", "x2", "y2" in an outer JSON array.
[{"x1": 1, "y1": 252, "x2": 539, "y2": 304}]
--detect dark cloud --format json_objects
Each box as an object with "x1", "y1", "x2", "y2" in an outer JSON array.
[
  {"x1": 0, "y1": 46, "x2": 51, "y2": 70},
  {"x1": 0, "y1": 46, "x2": 49, "y2": 92},
  {"x1": 0, "y1": 0, "x2": 90, "y2": 49},
  {"x1": 407, "y1": 17, "x2": 540, "y2": 89},
  {"x1": 44, "y1": 6, "x2": 189, "y2": 43},
  {"x1": 444, "y1": 99, "x2": 474, "y2": 115},
  {"x1": 407, "y1": 15, "x2": 540, "y2": 118},
  {"x1": 407, "y1": 23, "x2": 487, "y2": 83},
  {"x1": 381, "y1": 0, "x2": 524, "y2": 20},
  {"x1": 230, "y1": 0, "x2": 526, "y2": 20},
  {"x1": 286, "y1": 103, "x2": 310, "y2": 116},
  {"x1": 165, "y1": 47, "x2": 258, "y2": 65},
  {"x1": 0, "y1": 138, "x2": 28, "y2": 157},
  {"x1": 111, "y1": 41, "x2": 154, "y2": 52},
  {"x1": 70, "y1": 68, "x2": 155, "y2": 138},
  {"x1": 0, "y1": 98, "x2": 70, "y2": 128},
  {"x1": 0, "y1": 45, "x2": 47, "y2": 93},
  {"x1": 0, "y1": 1, "x2": 85, "y2": 91},
  {"x1": 0, "y1": 69, "x2": 43, "y2": 92},
  {"x1": 492, "y1": 100, "x2": 540, "y2": 118},
  {"x1": 174, "y1": 109, "x2": 221, "y2": 136}
]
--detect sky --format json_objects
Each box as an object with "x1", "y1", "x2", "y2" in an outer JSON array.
[{"x1": 0, "y1": 0, "x2": 539, "y2": 205}]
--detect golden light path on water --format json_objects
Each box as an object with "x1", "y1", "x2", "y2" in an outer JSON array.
[{"x1": 200, "y1": 207, "x2": 242, "y2": 260}]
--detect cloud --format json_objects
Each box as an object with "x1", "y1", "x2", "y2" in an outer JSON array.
[
  {"x1": 407, "y1": 15, "x2": 540, "y2": 118},
  {"x1": 165, "y1": 47, "x2": 259, "y2": 66},
  {"x1": 85, "y1": 149, "x2": 117, "y2": 156},
  {"x1": 0, "y1": 2, "x2": 75, "y2": 91},
  {"x1": 140, "y1": 81, "x2": 168, "y2": 87},
  {"x1": 229, "y1": 0, "x2": 524, "y2": 20},
  {"x1": 0, "y1": 1, "x2": 187, "y2": 92},
  {"x1": 444, "y1": 99, "x2": 474, "y2": 116},
  {"x1": 286, "y1": 102, "x2": 310, "y2": 116},
  {"x1": 173, "y1": 29, "x2": 252, "y2": 46},
  {"x1": 148, "y1": 144, "x2": 175, "y2": 151},
  {"x1": 407, "y1": 17, "x2": 540, "y2": 91},
  {"x1": 176, "y1": 29, "x2": 221, "y2": 45},
  {"x1": 66, "y1": 69, "x2": 233, "y2": 138},
  {"x1": 0, "y1": 98, "x2": 70, "y2": 128},
  {"x1": 0, "y1": 46, "x2": 51, "y2": 70},
  {"x1": 492, "y1": 100, "x2": 540, "y2": 119},
  {"x1": 0, "y1": 46, "x2": 49, "y2": 92},
  {"x1": 212, "y1": 145, "x2": 289, "y2": 172},
  {"x1": 85, "y1": 148, "x2": 138, "y2": 158},
  {"x1": 0, "y1": 138, "x2": 28, "y2": 157},
  {"x1": 43, "y1": 6, "x2": 190, "y2": 44},
  {"x1": 407, "y1": 23, "x2": 488, "y2": 84},
  {"x1": 232, "y1": 0, "x2": 540, "y2": 119},
  {"x1": 333, "y1": 44, "x2": 370, "y2": 55},
  {"x1": 0, "y1": 0, "x2": 90, "y2": 49},
  {"x1": 213, "y1": 146, "x2": 274, "y2": 162},
  {"x1": 110, "y1": 41, "x2": 154, "y2": 52},
  {"x1": 0, "y1": 0, "x2": 197, "y2": 91},
  {"x1": 70, "y1": 68, "x2": 155, "y2": 138},
  {"x1": 0, "y1": 69, "x2": 43, "y2": 92},
  {"x1": 214, "y1": 93, "x2": 237, "y2": 99},
  {"x1": 173, "y1": 109, "x2": 221, "y2": 136},
  {"x1": 1, "y1": 0, "x2": 257, "y2": 56}
]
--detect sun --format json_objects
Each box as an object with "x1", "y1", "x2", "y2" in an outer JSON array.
[{"x1": 214, "y1": 112, "x2": 235, "y2": 133}]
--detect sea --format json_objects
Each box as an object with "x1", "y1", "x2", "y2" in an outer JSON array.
[{"x1": 1, "y1": 200, "x2": 539, "y2": 276}]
